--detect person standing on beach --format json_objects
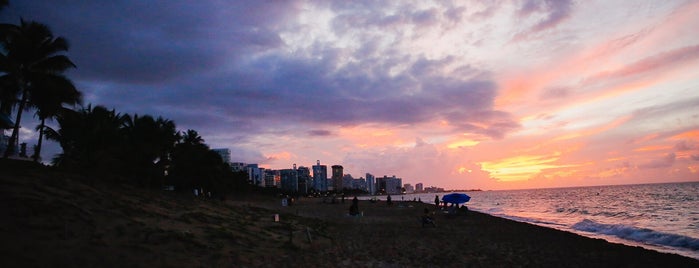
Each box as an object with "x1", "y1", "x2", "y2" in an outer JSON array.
[
  {"x1": 387, "y1": 194, "x2": 392, "y2": 206},
  {"x1": 435, "y1": 195, "x2": 439, "y2": 208},
  {"x1": 349, "y1": 196, "x2": 360, "y2": 216}
]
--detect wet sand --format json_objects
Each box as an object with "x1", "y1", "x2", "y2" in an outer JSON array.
[{"x1": 1, "y1": 161, "x2": 698, "y2": 267}]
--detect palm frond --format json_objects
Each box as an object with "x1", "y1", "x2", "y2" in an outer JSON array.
[{"x1": 32, "y1": 55, "x2": 76, "y2": 72}]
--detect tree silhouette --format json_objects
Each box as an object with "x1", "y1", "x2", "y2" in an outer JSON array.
[
  {"x1": 45, "y1": 105, "x2": 126, "y2": 173},
  {"x1": 121, "y1": 114, "x2": 178, "y2": 187},
  {"x1": 1, "y1": 19, "x2": 76, "y2": 158},
  {"x1": 31, "y1": 72, "x2": 82, "y2": 162}
]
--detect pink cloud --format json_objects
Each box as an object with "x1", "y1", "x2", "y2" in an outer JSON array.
[{"x1": 586, "y1": 44, "x2": 699, "y2": 83}]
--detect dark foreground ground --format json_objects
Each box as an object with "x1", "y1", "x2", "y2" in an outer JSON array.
[{"x1": 2, "y1": 159, "x2": 698, "y2": 267}]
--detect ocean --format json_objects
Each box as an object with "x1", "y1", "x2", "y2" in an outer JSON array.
[{"x1": 367, "y1": 182, "x2": 699, "y2": 260}]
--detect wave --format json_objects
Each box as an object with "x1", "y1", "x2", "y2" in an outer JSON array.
[
  {"x1": 553, "y1": 207, "x2": 590, "y2": 215},
  {"x1": 499, "y1": 214, "x2": 567, "y2": 227},
  {"x1": 572, "y1": 219, "x2": 699, "y2": 251},
  {"x1": 471, "y1": 208, "x2": 567, "y2": 227}
]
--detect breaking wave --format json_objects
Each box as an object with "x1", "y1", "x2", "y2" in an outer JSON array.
[{"x1": 572, "y1": 219, "x2": 699, "y2": 251}]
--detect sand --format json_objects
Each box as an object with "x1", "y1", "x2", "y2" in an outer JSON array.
[{"x1": 1, "y1": 159, "x2": 698, "y2": 267}]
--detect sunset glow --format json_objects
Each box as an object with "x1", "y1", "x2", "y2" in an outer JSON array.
[{"x1": 4, "y1": 0, "x2": 698, "y2": 190}]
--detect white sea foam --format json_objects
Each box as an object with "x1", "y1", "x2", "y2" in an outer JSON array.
[{"x1": 572, "y1": 219, "x2": 699, "y2": 251}]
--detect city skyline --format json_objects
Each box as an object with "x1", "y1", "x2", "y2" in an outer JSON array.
[{"x1": 2, "y1": 1, "x2": 698, "y2": 190}]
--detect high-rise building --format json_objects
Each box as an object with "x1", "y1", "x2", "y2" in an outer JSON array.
[
  {"x1": 230, "y1": 162, "x2": 246, "y2": 172},
  {"x1": 296, "y1": 166, "x2": 311, "y2": 194},
  {"x1": 212, "y1": 148, "x2": 231, "y2": 164},
  {"x1": 342, "y1": 174, "x2": 353, "y2": 189},
  {"x1": 312, "y1": 160, "x2": 328, "y2": 192},
  {"x1": 385, "y1": 176, "x2": 403, "y2": 195},
  {"x1": 246, "y1": 164, "x2": 264, "y2": 187},
  {"x1": 378, "y1": 175, "x2": 402, "y2": 195},
  {"x1": 404, "y1": 183, "x2": 414, "y2": 193},
  {"x1": 279, "y1": 167, "x2": 298, "y2": 192},
  {"x1": 352, "y1": 177, "x2": 366, "y2": 191},
  {"x1": 416, "y1": 183, "x2": 424, "y2": 192},
  {"x1": 366, "y1": 173, "x2": 375, "y2": 195},
  {"x1": 332, "y1": 165, "x2": 343, "y2": 192},
  {"x1": 263, "y1": 169, "x2": 279, "y2": 188}
]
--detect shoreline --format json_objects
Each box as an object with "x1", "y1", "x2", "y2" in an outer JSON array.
[
  {"x1": 363, "y1": 189, "x2": 699, "y2": 261},
  {"x1": 259, "y1": 197, "x2": 699, "y2": 267},
  {"x1": 2, "y1": 167, "x2": 698, "y2": 267}
]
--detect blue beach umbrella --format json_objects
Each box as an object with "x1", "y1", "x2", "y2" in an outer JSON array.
[{"x1": 442, "y1": 193, "x2": 471, "y2": 204}]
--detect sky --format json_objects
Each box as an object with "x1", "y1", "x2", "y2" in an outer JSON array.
[{"x1": 2, "y1": 0, "x2": 698, "y2": 190}]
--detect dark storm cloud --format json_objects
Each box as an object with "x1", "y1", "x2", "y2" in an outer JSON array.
[
  {"x1": 2, "y1": 0, "x2": 520, "y2": 142},
  {"x1": 1, "y1": 1, "x2": 292, "y2": 84}
]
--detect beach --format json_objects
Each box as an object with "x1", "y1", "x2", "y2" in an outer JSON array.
[{"x1": 1, "y1": 163, "x2": 698, "y2": 267}]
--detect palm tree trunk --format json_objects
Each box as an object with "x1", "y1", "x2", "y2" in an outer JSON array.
[
  {"x1": 3, "y1": 85, "x2": 27, "y2": 158},
  {"x1": 33, "y1": 117, "x2": 46, "y2": 162}
]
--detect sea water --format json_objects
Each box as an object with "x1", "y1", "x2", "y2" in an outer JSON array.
[{"x1": 379, "y1": 182, "x2": 699, "y2": 259}]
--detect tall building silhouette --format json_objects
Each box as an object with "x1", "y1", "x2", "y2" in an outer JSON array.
[
  {"x1": 296, "y1": 165, "x2": 311, "y2": 194},
  {"x1": 366, "y1": 173, "x2": 376, "y2": 195},
  {"x1": 312, "y1": 160, "x2": 328, "y2": 192},
  {"x1": 280, "y1": 165, "x2": 298, "y2": 192},
  {"x1": 332, "y1": 165, "x2": 343, "y2": 192}
]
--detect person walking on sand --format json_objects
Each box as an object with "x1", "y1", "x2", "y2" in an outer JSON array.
[{"x1": 435, "y1": 195, "x2": 439, "y2": 208}]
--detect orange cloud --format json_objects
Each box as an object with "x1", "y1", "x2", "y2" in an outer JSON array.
[
  {"x1": 447, "y1": 139, "x2": 480, "y2": 149},
  {"x1": 670, "y1": 130, "x2": 699, "y2": 141},
  {"x1": 480, "y1": 152, "x2": 581, "y2": 181},
  {"x1": 634, "y1": 145, "x2": 672, "y2": 152}
]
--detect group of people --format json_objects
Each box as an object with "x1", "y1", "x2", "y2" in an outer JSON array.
[{"x1": 434, "y1": 195, "x2": 469, "y2": 214}]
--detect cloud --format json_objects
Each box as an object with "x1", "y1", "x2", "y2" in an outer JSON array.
[
  {"x1": 586, "y1": 45, "x2": 699, "y2": 84},
  {"x1": 675, "y1": 140, "x2": 693, "y2": 151},
  {"x1": 1, "y1": 1, "x2": 294, "y2": 84},
  {"x1": 513, "y1": 0, "x2": 574, "y2": 41},
  {"x1": 308, "y1": 130, "x2": 333, "y2": 137},
  {"x1": 639, "y1": 152, "x2": 676, "y2": 169},
  {"x1": 539, "y1": 87, "x2": 571, "y2": 100}
]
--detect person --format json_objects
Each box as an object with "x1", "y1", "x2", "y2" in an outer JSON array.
[
  {"x1": 349, "y1": 196, "x2": 360, "y2": 216},
  {"x1": 448, "y1": 203, "x2": 457, "y2": 214},
  {"x1": 386, "y1": 194, "x2": 392, "y2": 206},
  {"x1": 458, "y1": 204, "x2": 469, "y2": 215},
  {"x1": 422, "y1": 208, "x2": 436, "y2": 227},
  {"x1": 434, "y1": 195, "x2": 439, "y2": 208}
]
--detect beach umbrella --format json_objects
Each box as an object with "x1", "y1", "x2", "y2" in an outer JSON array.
[{"x1": 442, "y1": 193, "x2": 471, "y2": 204}]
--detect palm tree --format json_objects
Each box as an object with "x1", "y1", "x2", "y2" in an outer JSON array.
[
  {"x1": 121, "y1": 114, "x2": 178, "y2": 187},
  {"x1": 0, "y1": 19, "x2": 76, "y2": 158},
  {"x1": 45, "y1": 105, "x2": 126, "y2": 171},
  {"x1": 30, "y1": 73, "x2": 81, "y2": 162}
]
